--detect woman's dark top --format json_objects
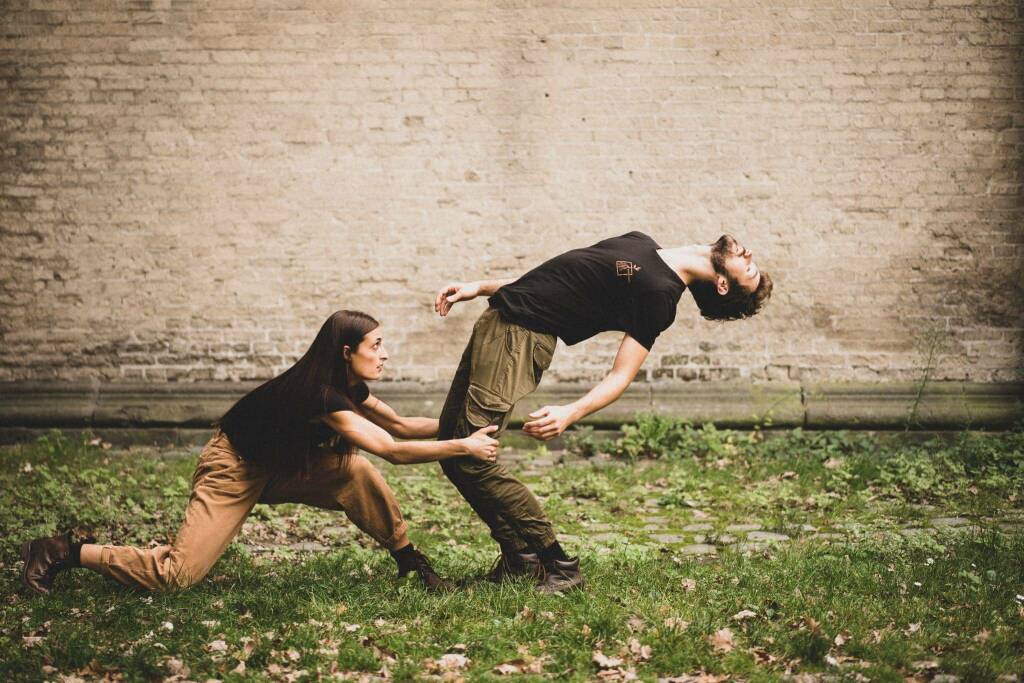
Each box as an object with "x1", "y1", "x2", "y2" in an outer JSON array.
[{"x1": 218, "y1": 381, "x2": 369, "y2": 469}]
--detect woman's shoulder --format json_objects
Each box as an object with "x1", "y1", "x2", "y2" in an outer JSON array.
[{"x1": 321, "y1": 383, "x2": 370, "y2": 414}]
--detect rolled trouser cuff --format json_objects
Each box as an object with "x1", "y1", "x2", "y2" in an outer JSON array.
[{"x1": 377, "y1": 520, "x2": 410, "y2": 551}]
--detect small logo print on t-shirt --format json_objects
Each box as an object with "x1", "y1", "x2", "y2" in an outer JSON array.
[{"x1": 616, "y1": 260, "x2": 642, "y2": 282}]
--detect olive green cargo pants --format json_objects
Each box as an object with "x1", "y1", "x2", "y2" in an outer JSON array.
[{"x1": 438, "y1": 306, "x2": 558, "y2": 553}]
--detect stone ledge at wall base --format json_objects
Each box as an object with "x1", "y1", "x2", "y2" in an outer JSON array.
[
  {"x1": 803, "y1": 382, "x2": 1023, "y2": 430},
  {"x1": 0, "y1": 381, "x2": 1020, "y2": 435}
]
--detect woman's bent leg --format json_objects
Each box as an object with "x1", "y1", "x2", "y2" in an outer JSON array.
[
  {"x1": 260, "y1": 452, "x2": 409, "y2": 551},
  {"x1": 262, "y1": 450, "x2": 453, "y2": 591},
  {"x1": 81, "y1": 432, "x2": 269, "y2": 591}
]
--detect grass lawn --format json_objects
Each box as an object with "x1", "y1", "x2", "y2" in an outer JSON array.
[{"x1": 1, "y1": 425, "x2": 1022, "y2": 682}]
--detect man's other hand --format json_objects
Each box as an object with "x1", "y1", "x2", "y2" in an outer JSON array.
[{"x1": 523, "y1": 404, "x2": 576, "y2": 441}]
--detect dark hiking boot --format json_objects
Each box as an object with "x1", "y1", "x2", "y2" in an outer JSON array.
[
  {"x1": 486, "y1": 551, "x2": 544, "y2": 583},
  {"x1": 537, "y1": 557, "x2": 584, "y2": 594},
  {"x1": 398, "y1": 548, "x2": 453, "y2": 593},
  {"x1": 21, "y1": 531, "x2": 92, "y2": 594}
]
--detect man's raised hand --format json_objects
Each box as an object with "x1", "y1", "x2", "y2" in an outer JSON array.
[{"x1": 434, "y1": 281, "x2": 481, "y2": 317}]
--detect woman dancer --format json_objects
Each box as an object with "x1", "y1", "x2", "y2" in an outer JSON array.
[{"x1": 20, "y1": 310, "x2": 498, "y2": 593}]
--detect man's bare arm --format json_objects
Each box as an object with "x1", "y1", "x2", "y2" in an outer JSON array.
[
  {"x1": 522, "y1": 334, "x2": 649, "y2": 441},
  {"x1": 434, "y1": 278, "x2": 516, "y2": 317}
]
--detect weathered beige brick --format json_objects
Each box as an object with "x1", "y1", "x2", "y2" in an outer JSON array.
[{"x1": 0, "y1": 1, "x2": 1019, "y2": 389}]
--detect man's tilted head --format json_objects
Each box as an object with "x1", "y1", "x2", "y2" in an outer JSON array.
[{"x1": 690, "y1": 234, "x2": 773, "y2": 321}]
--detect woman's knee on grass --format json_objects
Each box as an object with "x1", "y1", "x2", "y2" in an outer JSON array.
[{"x1": 153, "y1": 552, "x2": 214, "y2": 592}]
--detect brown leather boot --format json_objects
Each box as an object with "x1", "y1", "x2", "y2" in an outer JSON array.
[
  {"x1": 487, "y1": 551, "x2": 544, "y2": 583},
  {"x1": 20, "y1": 532, "x2": 91, "y2": 594},
  {"x1": 397, "y1": 548, "x2": 454, "y2": 593},
  {"x1": 537, "y1": 557, "x2": 585, "y2": 594}
]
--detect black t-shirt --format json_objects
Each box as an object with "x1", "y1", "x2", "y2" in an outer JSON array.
[
  {"x1": 488, "y1": 231, "x2": 685, "y2": 350},
  {"x1": 310, "y1": 382, "x2": 370, "y2": 445},
  {"x1": 220, "y1": 380, "x2": 370, "y2": 464}
]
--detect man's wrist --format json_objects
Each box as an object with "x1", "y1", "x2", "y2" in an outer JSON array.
[{"x1": 568, "y1": 402, "x2": 588, "y2": 423}]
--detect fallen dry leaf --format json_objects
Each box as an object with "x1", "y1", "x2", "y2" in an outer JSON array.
[
  {"x1": 905, "y1": 623, "x2": 921, "y2": 635},
  {"x1": 493, "y1": 657, "x2": 548, "y2": 676},
  {"x1": 628, "y1": 637, "x2": 652, "y2": 661},
  {"x1": 360, "y1": 636, "x2": 397, "y2": 664},
  {"x1": 494, "y1": 662, "x2": 523, "y2": 675},
  {"x1": 973, "y1": 628, "x2": 991, "y2": 643},
  {"x1": 596, "y1": 666, "x2": 637, "y2": 681},
  {"x1": 494, "y1": 654, "x2": 548, "y2": 675},
  {"x1": 681, "y1": 578, "x2": 697, "y2": 592},
  {"x1": 663, "y1": 672, "x2": 729, "y2": 683},
  {"x1": 165, "y1": 657, "x2": 189, "y2": 676},
  {"x1": 834, "y1": 630, "x2": 850, "y2": 647},
  {"x1": 664, "y1": 617, "x2": 690, "y2": 631},
  {"x1": 207, "y1": 639, "x2": 228, "y2": 653},
  {"x1": 732, "y1": 609, "x2": 757, "y2": 622},
  {"x1": 749, "y1": 647, "x2": 777, "y2": 665},
  {"x1": 801, "y1": 616, "x2": 822, "y2": 633},
  {"x1": 709, "y1": 628, "x2": 735, "y2": 653},
  {"x1": 592, "y1": 650, "x2": 624, "y2": 669},
  {"x1": 433, "y1": 653, "x2": 470, "y2": 671}
]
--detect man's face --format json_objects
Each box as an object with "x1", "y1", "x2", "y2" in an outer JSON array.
[{"x1": 710, "y1": 234, "x2": 761, "y2": 295}]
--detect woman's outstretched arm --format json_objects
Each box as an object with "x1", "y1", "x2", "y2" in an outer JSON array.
[
  {"x1": 320, "y1": 410, "x2": 497, "y2": 465},
  {"x1": 359, "y1": 393, "x2": 439, "y2": 439}
]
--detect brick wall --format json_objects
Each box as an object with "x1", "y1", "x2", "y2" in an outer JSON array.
[{"x1": 1, "y1": 1, "x2": 1022, "y2": 389}]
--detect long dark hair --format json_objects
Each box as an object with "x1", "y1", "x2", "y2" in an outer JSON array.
[{"x1": 217, "y1": 310, "x2": 379, "y2": 472}]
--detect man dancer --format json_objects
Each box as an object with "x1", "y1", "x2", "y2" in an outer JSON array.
[{"x1": 434, "y1": 231, "x2": 772, "y2": 592}]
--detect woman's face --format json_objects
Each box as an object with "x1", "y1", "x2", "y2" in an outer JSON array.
[{"x1": 344, "y1": 326, "x2": 388, "y2": 382}]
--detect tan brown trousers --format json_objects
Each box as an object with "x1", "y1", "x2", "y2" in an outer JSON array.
[{"x1": 82, "y1": 431, "x2": 408, "y2": 591}]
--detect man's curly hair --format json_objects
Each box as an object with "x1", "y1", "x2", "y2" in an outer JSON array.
[{"x1": 690, "y1": 271, "x2": 773, "y2": 321}]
